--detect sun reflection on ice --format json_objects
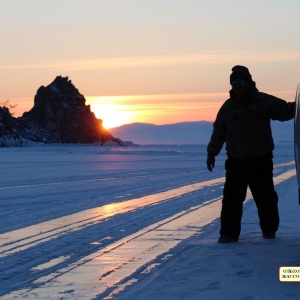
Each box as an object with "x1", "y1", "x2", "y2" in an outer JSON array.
[{"x1": 102, "y1": 202, "x2": 120, "y2": 217}]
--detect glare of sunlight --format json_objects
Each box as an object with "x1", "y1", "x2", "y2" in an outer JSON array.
[
  {"x1": 86, "y1": 93, "x2": 228, "y2": 127},
  {"x1": 86, "y1": 96, "x2": 137, "y2": 129}
]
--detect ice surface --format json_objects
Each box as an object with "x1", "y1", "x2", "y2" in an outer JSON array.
[{"x1": 0, "y1": 143, "x2": 299, "y2": 299}]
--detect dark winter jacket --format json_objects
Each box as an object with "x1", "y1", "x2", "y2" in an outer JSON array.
[{"x1": 207, "y1": 88, "x2": 295, "y2": 159}]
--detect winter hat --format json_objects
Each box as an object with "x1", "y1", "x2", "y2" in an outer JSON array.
[{"x1": 230, "y1": 65, "x2": 253, "y2": 84}]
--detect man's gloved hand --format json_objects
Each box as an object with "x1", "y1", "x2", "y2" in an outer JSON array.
[{"x1": 206, "y1": 155, "x2": 215, "y2": 172}]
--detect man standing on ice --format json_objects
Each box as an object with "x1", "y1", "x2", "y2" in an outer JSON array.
[{"x1": 206, "y1": 65, "x2": 295, "y2": 243}]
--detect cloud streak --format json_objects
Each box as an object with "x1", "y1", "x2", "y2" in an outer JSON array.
[{"x1": 1, "y1": 51, "x2": 300, "y2": 71}]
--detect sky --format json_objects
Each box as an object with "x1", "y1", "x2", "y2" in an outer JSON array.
[{"x1": 0, "y1": 0, "x2": 300, "y2": 128}]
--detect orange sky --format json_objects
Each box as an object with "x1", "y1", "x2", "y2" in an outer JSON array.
[
  {"x1": 1, "y1": 1, "x2": 299, "y2": 128},
  {"x1": 86, "y1": 93, "x2": 225, "y2": 128}
]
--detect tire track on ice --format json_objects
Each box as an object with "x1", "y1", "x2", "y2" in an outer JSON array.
[
  {"x1": 1, "y1": 168, "x2": 295, "y2": 300},
  {"x1": 0, "y1": 169, "x2": 202, "y2": 190},
  {"x1": 0, "y1": 177, "x2": 224, "y2": 257}
]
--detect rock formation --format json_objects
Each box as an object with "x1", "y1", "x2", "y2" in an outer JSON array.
[
  {"x1": 0, "y1": 106, "x2": 24, "y2": 146},
  {"x1": 0, "y1": 76, "x2": 124, "y2": 146}
]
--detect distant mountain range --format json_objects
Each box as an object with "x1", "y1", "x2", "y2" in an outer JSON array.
[{"x1": 109, "y1": 120, "x2": 294, "y2": 145}]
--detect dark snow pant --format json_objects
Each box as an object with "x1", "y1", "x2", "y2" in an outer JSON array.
[{"x1": 220, "y1": 153, "x2": 279, "y2": 240}]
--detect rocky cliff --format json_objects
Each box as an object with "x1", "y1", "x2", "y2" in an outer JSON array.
[{"x1": 0, "y1": 76, "x2": 123, "y2": 146}]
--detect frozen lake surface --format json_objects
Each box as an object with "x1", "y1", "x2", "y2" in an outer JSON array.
[{"x1": 0, "y1": 143, "x2": 299, "y2": 299}]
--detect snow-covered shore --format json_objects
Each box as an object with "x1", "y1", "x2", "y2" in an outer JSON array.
[{"x1": 0, "y1": 143, "x2": 299, "y2": 299}]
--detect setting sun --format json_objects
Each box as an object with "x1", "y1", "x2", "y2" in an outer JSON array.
[
  {"x1": 86, "y1": 96, "x2": 136, "y2": 129},
  {"x1": 86, "y1": 93, "x2": 228, "y2": 128}
]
